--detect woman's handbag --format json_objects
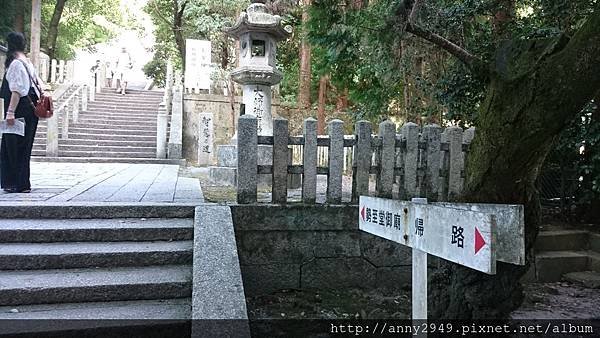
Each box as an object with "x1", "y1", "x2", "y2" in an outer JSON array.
[{"x1": 18, "y1": 59, "x2": 54, "y2": 119}]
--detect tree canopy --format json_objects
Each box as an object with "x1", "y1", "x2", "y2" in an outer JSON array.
[
  {"x1": 307, "y1": 0, "x2": 597, "y2": 123},
  {"x1": 0, "y1": 0, "x2": 124, "y2": 60}
]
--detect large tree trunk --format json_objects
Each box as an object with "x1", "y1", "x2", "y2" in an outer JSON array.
[
  {"x1": 172, "y1": 0, "x2": 188, "y2": 68},
  {"x1": 46, "y1": 0, "x2": 67, "y2": 60},
  {"x1": 429, "y1": 7, "x2": 600, "y2": 319},
  {"x1": 13, "y1": 0, "x2": 25, "y2": 33},
  {"x1": 317, "y1": 75, "x2": 328, "y2": 134},
  {"x1": 297, "y1": 0, "x2": 312, "y2": 109}
]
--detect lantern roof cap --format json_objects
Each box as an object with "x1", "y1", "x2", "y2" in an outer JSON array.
[{"x1": 224, "y1": 2, "x2": 291, "y2": 41}]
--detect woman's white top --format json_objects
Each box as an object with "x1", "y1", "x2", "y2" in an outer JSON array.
[{"x1": 6, "y1": 58, "x2": 40, "y2": 98}]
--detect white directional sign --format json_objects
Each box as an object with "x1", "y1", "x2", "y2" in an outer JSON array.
[
  {"x1": 359, "y1": 196, "x2": 497, "y2": 274},
  {"x1": 185, "y1": 39, "x2": 212, "y2": 90},
  {"x1": 435, "y1": 202, "x2": 525, "y2": 265}
]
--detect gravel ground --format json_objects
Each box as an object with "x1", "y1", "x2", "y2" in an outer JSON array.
[{"x1": 246, "y1": 281, "x2": 600, "y2": 321}]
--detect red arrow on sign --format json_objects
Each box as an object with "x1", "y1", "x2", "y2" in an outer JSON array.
[
  {"x1": 361, "y1": 206, "x2": 366, "y2": 221},
  {"x1": 475, "y1": 227, "x2": 486, "y2": 255}
]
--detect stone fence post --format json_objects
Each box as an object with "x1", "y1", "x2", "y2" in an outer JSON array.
[
  {"x1": 46, "y1": 113, "x2": 59, "y2": 157},
  {"x1": 167, "y1": 86, "x2": 183, "y2": 159},
  {"x1": 237, "y1": 115, "x2": 258, "y2": 204},
  {"x1": 156, "y1": 103, "x2": 168, "y2": 159}
]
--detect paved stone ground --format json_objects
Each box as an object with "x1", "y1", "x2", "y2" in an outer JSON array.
[{"x1": 0, "y1": 162, "x2": 203, "y2": 204}]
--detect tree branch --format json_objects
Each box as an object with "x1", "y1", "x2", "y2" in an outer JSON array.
[
  {"x1": 408, "y1": 0, "x2": 421, "y2": 24},
  {"x1": 405, "y1": 22, "x2": 480, "y2": 68},
  {"x1": 152, "y1": 0, "x2": 172, "y2": 26}
]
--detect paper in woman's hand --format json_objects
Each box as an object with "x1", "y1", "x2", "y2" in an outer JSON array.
[{"x1": 0, "y1": 118, "x2": 25, "y2": 136}]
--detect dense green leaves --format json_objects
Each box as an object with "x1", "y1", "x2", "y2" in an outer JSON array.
[
  {"x1": 143, "y1": 0, "x2": 247, "y2": 85},
  {"x1": 0, "y1": 0, "x2": 122, "y2": 59}
]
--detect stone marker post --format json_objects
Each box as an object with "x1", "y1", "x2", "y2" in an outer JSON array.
[{"x1": 197, "y1": 112, "x2": 214, "y2": 165}]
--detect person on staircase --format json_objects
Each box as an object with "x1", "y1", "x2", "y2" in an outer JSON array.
[
  {"x1": 0, "y1": 32, "x2": 41, "y2": 193},
  {"x1": 115, "y1": 47, "x2": 132, "y2": 95}
]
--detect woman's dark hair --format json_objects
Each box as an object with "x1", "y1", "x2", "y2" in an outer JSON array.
[{"x1": 5, "y1": 32, "x2": 26, "y2": 69}]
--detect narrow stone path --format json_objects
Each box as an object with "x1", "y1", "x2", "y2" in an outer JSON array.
[{"x1": 0, "y1": 162, "x2": 203, "y2": 204}]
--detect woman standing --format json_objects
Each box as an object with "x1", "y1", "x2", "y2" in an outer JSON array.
[{"x1": 1, "y1": 32, "x2": 40, "y2": 193}]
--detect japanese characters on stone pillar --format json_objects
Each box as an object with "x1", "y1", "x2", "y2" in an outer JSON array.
[
  {"x1": 224, "y1": 0, "x2": 291, "y2": 136},
  {"x1": 198, "y1": 112, "x2": 215, "y2": 165}
]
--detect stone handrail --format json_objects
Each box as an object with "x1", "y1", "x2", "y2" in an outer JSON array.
[
  {"x1": 237, "y1": 116, "x2": 475, "y2": 204},
  {"x1": 156, "y1": 61, "x2": 174, "y2": 158},
  {"x1": 46, "y1": 83, "x2": 89, "y2": 157}
]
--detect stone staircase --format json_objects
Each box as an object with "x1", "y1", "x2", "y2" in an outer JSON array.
[
  {"x1": 33, "y1": 88, "x2": 164, "y2": 161},
  {"x1": 0, "y1": 215, "x2": 194, "y2": 335},
  {"x1": 534, "y1": 226, "x2": 600, "y2": 287}
]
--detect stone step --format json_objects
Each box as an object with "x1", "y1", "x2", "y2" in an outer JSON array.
[
  {"x1": 70, "y1": 118, "x2": 158, "y2": 127},
  {"x1": 563, "y1": 271, "x2": 600, "y2": 288},
  {"x1": 0, "y1": 298, "x2": 190, "y2": 321},
  {"x1": 535, "y1": 251, "x2": 589, "y2": 282},
  {"x1": 92, "y1": 95, "x2": 162, "y2": 102},
  {"x1": 0, "y1": 218, "x2": 193, "y2": 243},
  {"x1": 67, "y1": 127, "x2": 156, "y2": 136},
  {"x1": 86, "y1": 103, "x2": 161, "y2": 112},
  {"x1": 31, "y1": 156, "x2": 186, "y2": 165},
  {"x1": 35, "y1": 125, "x2": 156, "y2": 135},
  {"x1": 588, "y1": 250, "x2": 600, "y2": 272},
  {"x1": 98, "y1": 89, "x2": 164, "y2": 95},
  {"x1": 34, "y1": 132, "x2": 156, "y2": 142},
  {"x1": 48, "y1": 150, "x2": 156, "y2": 158},
  {"x1": 89, "y1": 98, "x2": 162, "y2": 105},
  {"x1": 68, "y1": 123, "x2": 156, "y2": 131},
  {"x1": 591, "y1": 233, "x2": 600, "y2": 253},
  {"x1": 535, "y1": 230, "x2": 589, "y2": 252},
  {"x1": 35, "y1": 139, "x2": 157, "y2": 147},
  {"x1": 0, "y1": 265, "x2": 191, "y2": 306},
  {"x1": 0, "y1": 241, "x2": 192, "y2": 270},
  {"x1": 79, "y1": 112, "x2": 160, "y2": 120},
  {"x1": 98, "y1": 90, "x2": 164, "y2": 97},
  {"x1": 56, "y1": 144, "x2": 157, "y2": 153}
]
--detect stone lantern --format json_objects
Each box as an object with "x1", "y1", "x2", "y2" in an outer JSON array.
[{"x1": 225, "y1": 0, "x2": 291, "y2": 136}]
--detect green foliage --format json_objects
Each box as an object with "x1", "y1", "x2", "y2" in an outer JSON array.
[
  {"x1": 307, "y1": 0, "x2": 406, "y2": 120},
  {"x1": 42, "y1": 0, "x2": 123, "y2": 59},
  {"x1": 545, "y1": 100, "x2": 600, "y2": 215},
  {"x1": 143, "y1": 0, "x2": 247, "y2": 85},
  {"x1": 306, "y1": 0, "x2": 598, "y2": 124},
  {"x1": 0, "y1": 1, "x2": 19, "y2": 38}
]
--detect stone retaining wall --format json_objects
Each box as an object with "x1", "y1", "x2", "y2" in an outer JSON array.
[{"x1": 230, "y1": 204, "x2": 412, "y2": 296}]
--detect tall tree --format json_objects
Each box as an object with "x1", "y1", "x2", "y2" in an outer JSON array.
[
  {"x1": 146, "y1": 0, "x2": 189, "y2": 67},
  {"x1": 317, "y1": 74, "x2": 328, "y2": 134},
  {"x1": 172, "y1": 0, "x2": 188, "y2": 67},
  {"x1": 310, "y1": 0, "x2": 600, "y2": 318},
  {"x1": 297, "y1": 0, "x2": 312, "y2": 109},
  {"x1": 45, "y1": 0, "x2": 67, "y2": 60},
  {"x1": 13, "y1": 0, "x2": 25, "y2": 33}
]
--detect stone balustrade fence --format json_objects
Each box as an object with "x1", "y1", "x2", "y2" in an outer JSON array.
[
  {"x1": 45, "y1": 59, "x2": 75, "y2": 84},
  {"x1": 46, "y1": 83, "x2": 89, "y2": 157},
  {"x1": 237, "y1": 115, "x2": 475, "y2": 204}
]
